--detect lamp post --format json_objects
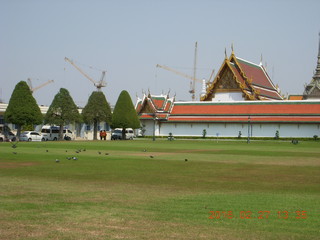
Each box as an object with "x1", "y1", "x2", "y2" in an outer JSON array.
[
  {"x1": 153, "y1": 113, "x2": 156, "y2": 141},
  {"x1": 247, "y1": 116, "x2": 251, "y2": 144}
]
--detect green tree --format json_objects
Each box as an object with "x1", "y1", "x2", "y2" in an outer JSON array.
[
  {"x1": 4, "y1": 81, "x2": 43, "y2": 138},
  {"x1": 44, "y1": 88, "x2": 81, "y2": 140},
  {"x1": 111, "y1": 90, "x2": 140, "y2": 139},
  {"x1": 82, "y1": 91, "x2": 112, "y2": 140}
]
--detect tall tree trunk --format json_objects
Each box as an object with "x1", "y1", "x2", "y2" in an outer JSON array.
[
  {"x1": 59, "y1": 124, "x2": 64, "y2": 140},
  {"x1": 16, "y1": 125, "x2": 21, "y2": 141},
  {"x1": 122, "y1": 128, "x2": 126, "y2": 140},
  {"x1": 93, "y1": 120, "x2": 98, "y2": 140}
]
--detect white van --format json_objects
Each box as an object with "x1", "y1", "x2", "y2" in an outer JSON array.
[
  {"x1": 111, "y1": 128, "x2": 135, "y2": 140},
  {"x1": 41, "y1": 125, "x2": 75, "y2": 141}
]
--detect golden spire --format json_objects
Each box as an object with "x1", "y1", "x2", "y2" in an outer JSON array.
[{"x1": 231, "y1": 43, "x2": 234, "y2": 56}]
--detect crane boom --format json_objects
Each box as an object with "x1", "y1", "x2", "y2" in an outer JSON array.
[
  {"x1": 156, "y1": 64, "x2": 203, "y2": 83},
  {"x1": 27, "y1": 78, "x2": 54, "y2": 93},
  {"x1": 32, "y1": 80, "x2": 54, "y2": 92},
  {"x1": 64, "y1": 57, "x2": 98, "y2": 86}
]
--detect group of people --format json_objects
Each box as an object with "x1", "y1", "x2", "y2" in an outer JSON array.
[{"x1": 99, "y1": 130, "x2": 107, "y2": 140}]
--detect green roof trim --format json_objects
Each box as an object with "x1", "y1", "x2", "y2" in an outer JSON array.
[
  {"x1": 236, "y1": 58, "x2": 261, "y2": 69},
  {"x1": 174, "y1": 101, "x2": 320, "y2": 106},
  {"x1": 170, "y1": 113, "x2": 320, "y2": 116}
]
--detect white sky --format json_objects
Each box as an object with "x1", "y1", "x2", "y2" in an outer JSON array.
[{"x1": 1, "y1": 0, "x2": 319, "y2": 106}]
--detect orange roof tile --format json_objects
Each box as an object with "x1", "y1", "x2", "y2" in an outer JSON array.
[{"x1": 288, "y1": 95, "x2": 304, "y2": 100}]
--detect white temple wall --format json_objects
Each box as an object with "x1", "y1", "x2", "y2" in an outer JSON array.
[
  {"x1": 212, "y1": 92, "x2": 244, "y2": 102},
  {"x1": 142, "y1": 121, "x2": 320, "y2": 138}
]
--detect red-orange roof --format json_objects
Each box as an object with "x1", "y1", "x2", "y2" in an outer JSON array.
[
  {"x1": 235, "y1": 58, "x2": 282, "y2": 100},
  {"x1": 171, "y1": 101, "x2": 320, "y2": 115},
  {"x1": 150, "y1": 96, "x2": 166, "y2": 110},
  {"x1": 288, "y1": 95, "x2": 304, "y2": 100},
  {"x1": 167, "y1": 101, "x2": 320, "y2": 123}
]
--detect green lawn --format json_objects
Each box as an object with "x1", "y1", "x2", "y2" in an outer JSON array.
[{"x1": 0, "y1": 139, "x2": 319, "y2": 239}]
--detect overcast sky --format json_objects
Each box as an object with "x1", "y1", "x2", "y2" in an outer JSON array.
[{"x1": 1, "y1": 0, "x2": 319, "y2": 107}]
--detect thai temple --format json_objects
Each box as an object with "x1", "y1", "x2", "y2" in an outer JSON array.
[
  {"x1": 136, "y1": 35, "x2": 320, "y2": 138},
  {"x1": 303, "y1": 33, "x2": 320, "y2": 100}
]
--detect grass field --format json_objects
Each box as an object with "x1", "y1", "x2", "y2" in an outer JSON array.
[{"x1": 0, "y1": 139, "x2": 319, "y2": 240}]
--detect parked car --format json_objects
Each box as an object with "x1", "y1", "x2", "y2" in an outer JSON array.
[
  {"x1": 63, "y1": 129, "x2": 75, "y2": 140},
  {"x1": 41, "y1": 125, "x2": 75, "y2": 141},
  {"x1": 111, "y1": 128, "x2": 134, "y2": 140},
  {"x1": 6, "y1": 131, "x2": 16, "y2": 141},
  {"x1": 20, "y1": 131, "x2": 43, "y2": 142},
  {"x1": 0, "y1": 132, "x2": 4, "y2": 142},
  {"x1": 0, "y1": 131, "x2": 16, "y2": 142}
]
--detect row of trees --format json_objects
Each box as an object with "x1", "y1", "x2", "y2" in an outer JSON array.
[{"x1": 4, "y1": 81, "x2": 140, "y2": 140}]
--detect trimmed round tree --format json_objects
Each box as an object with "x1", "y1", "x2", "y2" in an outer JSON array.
[
  {"x1": 4, "y1": 81, "x2": 43, "y2": 138},
  {"x1": 111, "y1": 90, "x2": 140, "y2": 139},
  {"x1": 45, "y1": 88, "x2": 81, "y2": 140},
  {"x1": 82, "y1": 91, "x2": 112, "y2": 140}
]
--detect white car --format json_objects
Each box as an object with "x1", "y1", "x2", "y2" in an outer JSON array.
[
  {"x1": 111, "y1": 128, "x2": 135, "y2": 140},
  {"x1": 0, "y1": 132, "x2": 4, "y2": 142},
  {"x1": 20, "y1": 131, "x2": 43, "y2": 142}
]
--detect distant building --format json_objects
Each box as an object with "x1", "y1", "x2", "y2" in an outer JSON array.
[
  {"x1": 136, "y1": 48, "x2": 320, "y2": 138},
  {"x1": 137, "y1": 94, "x2": 320, "y2": 138},
  {"x1": 0, "y1": 103, "x2": 111, "y2": 140},
  {"x1": 303, "y1": 33, "x2": 320, "y2": 100}
]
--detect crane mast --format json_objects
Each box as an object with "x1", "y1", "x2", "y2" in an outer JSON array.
[
  {"x1": 157, "y1": 42, "x2": 215, "y2": 101},
  {"x1": 190, "y1": 41, "x2": 198, "y2": 101}
]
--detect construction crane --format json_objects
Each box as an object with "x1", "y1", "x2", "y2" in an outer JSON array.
[
  {"x1": 64, "y1": 57, "x2": 106, "y2": 91},
  {"x1": 157, "y1": 42, "x2": 215, "y2": 101},
  {"x1": 156, "y1": 64, "x2": 214, "y2": 99},
  {"x1": 27, "y1": 78, "x2": 54, "y2": 93},
  {"x1": 190, "y1": 41, "x2": 198, "y2": 100},
  {"x1": 156, "y1": 64, "x2": 203, "y2": 83}
]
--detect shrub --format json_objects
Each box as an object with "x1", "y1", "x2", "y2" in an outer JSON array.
[
  {"x1": 275, "y1": 130, "x2": 280, "y2": 140},
  {"x1": 168, "y1": 132, "x2": 174, "y2": 141},
  {"x1": 313, "y1": 135, "x2": 318, "y2": 141},
  {"x1": 202, "y1": 129, "x2": 207, "y2": 138},
  {"x1": 238, "y1": 131, "x2": 242, "y2": 139}
]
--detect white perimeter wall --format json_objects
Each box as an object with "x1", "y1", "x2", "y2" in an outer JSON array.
[{"x1": 141, "y1": 120, "x2": 320, "y2": 138}]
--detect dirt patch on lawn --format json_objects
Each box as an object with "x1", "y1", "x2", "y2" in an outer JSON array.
[
  {"x1": 0, "y1": 162, "x2": 38, "y2": 169},
  {"x1": 130, "y1": 149, "x2": 220, "y2": 157}
]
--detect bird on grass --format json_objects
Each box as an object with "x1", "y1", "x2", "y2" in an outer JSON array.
[
  {"x1": 10, "y1": 142, "x2": 18, "y2": 149},
  {"x1": 65, "y1": 150, "x2": 68, "y2": 152},
  {"x1": 83, "y1": 149, "x2": 86, "y2": 152},
  {"x1": 105, "y1": 153, "x2": 109, "y2": 155},
  {"x1": 66, "y1": 157, "x2": 72, "y2": 160},
  {"x1": 55, "y1": 159, "x2": 60, "y2": 163},
  {"x1": 72, "y1": 157, "x2": 78, "y2": 160},
  {"x1": 12, "y1": 152, "x2": 17, "y2": 154},
  {"x1": 143, "y1": 149, "x2": 147, "y2": 152},
  {"x1": 150, "y1": 155, "x2": 154, "y2": 158},
  {"x1": 98, "y1": 151, "x2": 101, "y2": 155},
  {"x1": 185, "y1": 159, "x2": 188, "y2": 162},
  {"x1": 46, "y1": 150, "x2": 49, "y2": 152}
]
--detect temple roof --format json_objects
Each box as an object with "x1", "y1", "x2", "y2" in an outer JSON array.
[
  {"x1": 136, "y1": 93, "x2": 174, "y2": 120},
  {"x1": 136, "y1": 93, "x2": 320, "y2": 123},
  {"x1": 168, "y1": 101, "x2": 320, "y2": 123},
  {"x1": 303, "y1": 33, "x2": 320, "y2": 99},
  {"x1": 201, "y1": 52, "x2": 283, "y2": 101}
]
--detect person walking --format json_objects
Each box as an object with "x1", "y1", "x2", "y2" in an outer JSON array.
[{"x1": 103, "y1": 130, "x2": 107, "y2": 140}]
